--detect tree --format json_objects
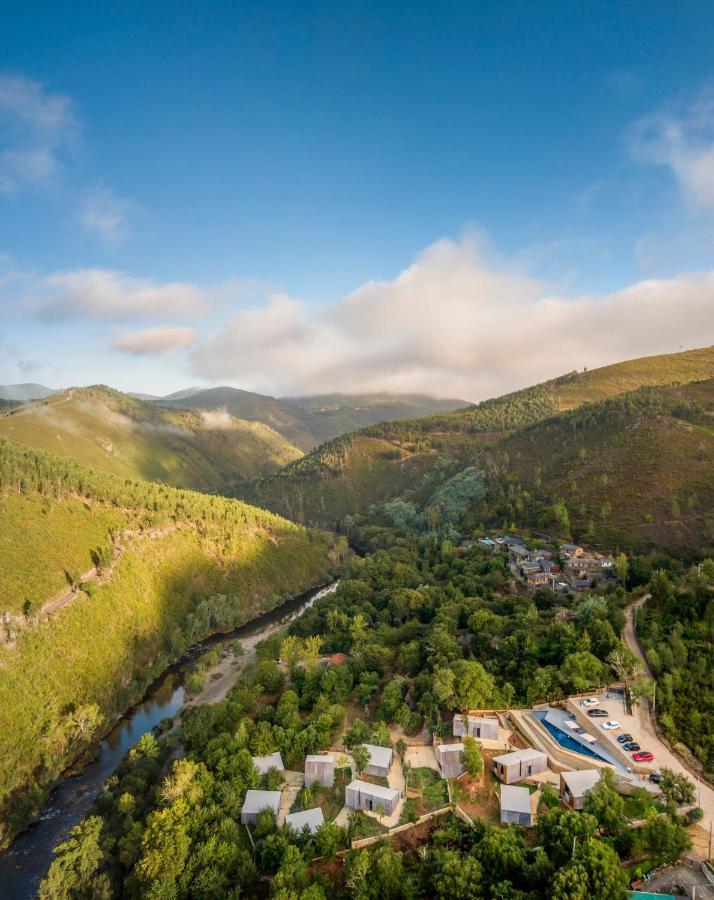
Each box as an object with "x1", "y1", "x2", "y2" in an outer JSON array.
[
  {"x1": 658, "y1": 768, "x2": 696, "y2": 807},
  {"x1": 395, "y1": 737, "x2": 407, "y2": 761},
  {"x1": 432, "y1": 848, "x2": 484, "y2": 899},
  {"x1": 345, "y1": 850, "x2": 370, "y2": 900},
  {"x1": 550, "y1": 839, "x2": 628, "y2": 900},
  {"x1": 461, "y1": 736, "x2": 484, "y2": 778},
  {"x1": 607, "y1": 645, "x2": 641, "y2": 685},
  {"x1": 39, "y1": 816, "x2": 111, "y2": 900},
  {"x1": 537, "y1": 806, "x2": 597, "y2": 867},
  {"x1": 560, "y1": 651, "x2": 605, "y2": 693},
  {"x1": 280, "y1": 635, "x2": 303, "y2": 668},
  {"x1": 315, "y1": 821, "x2": 345, "y2": 859},
  {"x1": 629, "y1": 676, "x2": 655, "y2": 708},
  {"x1": 135, "y1": 798, "x2": 191, "y2": 897},
  {"x1": 352, "y1": 745, "x2": 370, "y2": 776},
  {"x1": 639, "y1": 809, "x2": 691, "y2": 864},
  {"x1": 583, "y1": 770, "x2": 625, "y2": 839},
  {"x1": 614, "y1": 553, "x2": 628, "y2": 585}
]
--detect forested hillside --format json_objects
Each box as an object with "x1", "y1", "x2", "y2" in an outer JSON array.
[
  {"x1": 157, "y1": 386, "x2": 467, "y2": 450},
  {"x1": 0, "y1": 386, "x2": 302, "y2": 490},
  {"x1": 473, "y1": 378, "x2": 714, "y2": 554},
  {"x1": 0, "y1": 439, "x2": 342, "y2": 844},
  {"x1": 235, "y1": 347, "x2": 714, "y2": 535}
]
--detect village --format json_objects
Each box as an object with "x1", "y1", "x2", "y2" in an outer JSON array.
[{"x1": 476, "y1": 535, "x2": 615, "y2": 592}]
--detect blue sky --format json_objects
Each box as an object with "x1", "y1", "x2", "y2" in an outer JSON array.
[{"x1": 1, "y1": 1, "x2": 714, "y2": 399}]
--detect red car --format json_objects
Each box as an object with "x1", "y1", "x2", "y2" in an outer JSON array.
[{"x1": 632, "y1": 751, "x2": 654, "y2": 763}]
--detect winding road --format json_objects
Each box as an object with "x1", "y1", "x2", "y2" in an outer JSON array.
[{"x1": 622, "y1": 595, "x2": 714, "y2": 837}]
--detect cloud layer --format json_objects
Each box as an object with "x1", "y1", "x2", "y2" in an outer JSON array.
[
  {"x1": 40, "y1": 269, "x2": 205, "y2": 320},
  {"x1": 188, "y1": 235, "x2": 714, "y2": 400},
  {"x1": 112, "y1": 326, "x2": 198, "y2": 355}
]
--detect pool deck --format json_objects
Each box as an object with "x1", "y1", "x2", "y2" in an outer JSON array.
[{"x1": 533, "y1": 707, "x2": 627, "y2": 772}]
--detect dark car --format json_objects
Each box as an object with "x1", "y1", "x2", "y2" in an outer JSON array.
[
  {"x1": 623, "y1": 742, "x2": 641, "y2": 752},
  {"x1": 649, "y1": 773, "x2": 663, "y2": 784},
  {"x1": 617, "y1": 733, "x2": 633, "y2": 744},
  {"x1": 588, "y1": 709, "x2": 609, "y2": 718}
]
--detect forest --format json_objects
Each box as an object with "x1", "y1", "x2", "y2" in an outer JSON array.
[{"x1": 39, "y1": 515, "x2": 705, "y2": 898}]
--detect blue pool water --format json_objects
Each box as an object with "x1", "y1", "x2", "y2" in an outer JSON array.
[{"x1": 533, "y1": 710, "x2": 610, "y2": 763}]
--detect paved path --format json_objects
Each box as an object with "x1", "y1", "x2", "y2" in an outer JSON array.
[{"x1": 622, "y1": 596, "x2": 714, "y2": 838}]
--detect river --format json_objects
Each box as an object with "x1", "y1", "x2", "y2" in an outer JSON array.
[{"x1": 0, "y1": 580, "x2": 338, "y2": 899}]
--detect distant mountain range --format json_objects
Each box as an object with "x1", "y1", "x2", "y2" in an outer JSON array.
[
  {"x1": 154, "y1": 387, "x2": 468, "y2": 449},
  {"x1": 0, "y1": 383, "x2": 56, "y2": 402}
]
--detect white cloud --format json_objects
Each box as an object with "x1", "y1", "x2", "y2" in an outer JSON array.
[
  {"x1": 191, "y1": 235, "x2": 714, "y2": 400},
  {"x1": 112, "y1": 326, "x2": 198, "y2": 356},
  {"x1": 630, "y1": 89, "x2": 714, "y2": 214},
  {"x1": 0, "y1": 73, "x2": 78, "y2": 193},
  {"x1": 79, "y1": 188, "x2": 138, "y2": 242},
  {"x1": 40, "y1": 269, "x2": 205, "y2": 320}
]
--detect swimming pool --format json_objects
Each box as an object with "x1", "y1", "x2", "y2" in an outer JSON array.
[{"x1": 532, "y1": 710, "x2": 611, "y2": 764}]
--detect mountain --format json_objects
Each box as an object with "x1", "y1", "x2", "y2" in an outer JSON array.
[
  {"x1": 156, "y1": 386, "x2": 317, "y2": 450},
  {"x1": 468, "y1": 377, "x2": 714, "y2": 554},
  {"x1": 0, "y1": 437, "x2": 342, "y2": 843},
  {"x1": 0, "y1": 386, "x2": 302, "y2": 491},
  {"x1": 0, "y1": 383, "x2": 56, "y2": 402},
  {"x1": 155, "y1": 386, "x2": 469, "y2": 450},
  {"x1": 234, "y1": 346, "x2": 714, "y2": 532},
  {"x1": 282, "y1": 392, "x2": 468, "y2": 445}
]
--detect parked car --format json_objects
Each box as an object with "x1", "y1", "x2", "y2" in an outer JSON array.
[
  {"x1": 623, "y1": 742, "x2": 641, "y2": 752},
  {"x1": 649, "y1": 773, "x2": 663, "y2": 784},
  {"x1": 588, "y1": 709, "x2": 609, "y2": 718},
  {"x1": 617, "y1": 733, "x2": 633, "y2": 744},
  {"x1": 633, "y1": 751, "x2": 654, "y2": 763},
  {"x1": 602, "y1": 720, "x2": 621, "y2": 730},
  {"x1": 581, "y1": 698, "x2": 599, "y2": 708}
]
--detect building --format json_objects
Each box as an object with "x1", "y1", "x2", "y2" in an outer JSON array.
[
  {"x1": 284, "y1": 807, "x2": 325, "y2": 835},
  {"x1": 500, "y1": 784, "x2": 534, "y2": 826},
  {"x1": 345, "y1": 779, "x2": 400, "y2": 816},
  {"x1": 492, "y1": 749, "x2": 548, "y2": 784},
  {"x1": 252, "y1": 752, "x2": 285, "y2": 776},
  {"x1": 453, "y1": 714, "x2": 499, "y2": 740},
  {"x1": 363, "y1": 744, "x2": 393, "y2": 778},
  {"x1": 305, "y1": 754, "x2": 335, "y2": 788},
  {"x1": 560, "y1": 543, "x2": 584, "y2": 558},
  {"x1": 560, "y1": 769, "x2": 601, "y2": 811},
  {"x1": 527, "y1": 570, "x2": 549, "y2": 588},
  {"x1": 436, "y1": 743, "x2": 465, "y2": 779},
  {"x1": 241, "y1": 789, "x2": 281, "y2": 825}
]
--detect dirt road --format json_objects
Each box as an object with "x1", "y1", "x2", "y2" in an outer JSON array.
[{"x1": 622, "y1": 595, "x2": 714, "y2": 838}]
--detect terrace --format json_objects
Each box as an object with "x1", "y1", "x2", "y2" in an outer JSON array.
[{"x1": 532, "y1": 707, "x2": 627, "y2": 771}]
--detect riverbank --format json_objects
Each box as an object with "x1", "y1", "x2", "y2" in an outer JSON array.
[{"x1": 0, "y1": 579, "x2": 339, "y2": 900}]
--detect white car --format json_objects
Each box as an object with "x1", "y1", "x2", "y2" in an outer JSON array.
[
  {"x1": 581, "y1": 698, "x2": 599, "y2": 708},
  {"x1": 602, "y1": 720, "x2": 621, "y2": 730}
]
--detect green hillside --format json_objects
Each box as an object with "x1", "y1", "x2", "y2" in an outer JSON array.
[
  {"x1": 236, "y1": 346, "x2": 714, "y2": 529},
  {"x1": 469, "y1": 378, "x2": 714, "y2": 554},
  {"x1": 0, "y1": 438, "x2": 342, "y2": 843},
  {"x1": 364, "y1": 345, "x2": 714, "y2": 441},
  {"x1": 156, "y1": 386, "x2": 468, "y2": 449},
  {"x1": 156, "y1": 386, "x2": 317, "y2": 450},
  {"x1": 0, "y1": 385, "x2": 302, "y2": 490},
  {"x1": 281, "y1": 392, "x2": 468, "y2": 444}
]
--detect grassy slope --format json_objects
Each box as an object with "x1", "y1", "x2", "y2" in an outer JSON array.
[
  {"x1": 472, "y1": 378, "x2": 714, "y2": 554},
  {"x1": 0, "y1": 439, "x2": 342, "y2": 841},
  {"x1": 236, "y1": 347, "x2": 714, "y2": 529},
  {"x1": 0, "y1": 386, "x2": 302, "y2": 489}
]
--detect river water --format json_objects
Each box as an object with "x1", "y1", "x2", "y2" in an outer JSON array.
[{"x1": 0, "y1": 580, "x2": 338, "y2": 899}]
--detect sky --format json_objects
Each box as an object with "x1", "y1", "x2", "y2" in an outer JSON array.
[{"x1": 1, "y1": 1, "x2": 714, "y2": 401}]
